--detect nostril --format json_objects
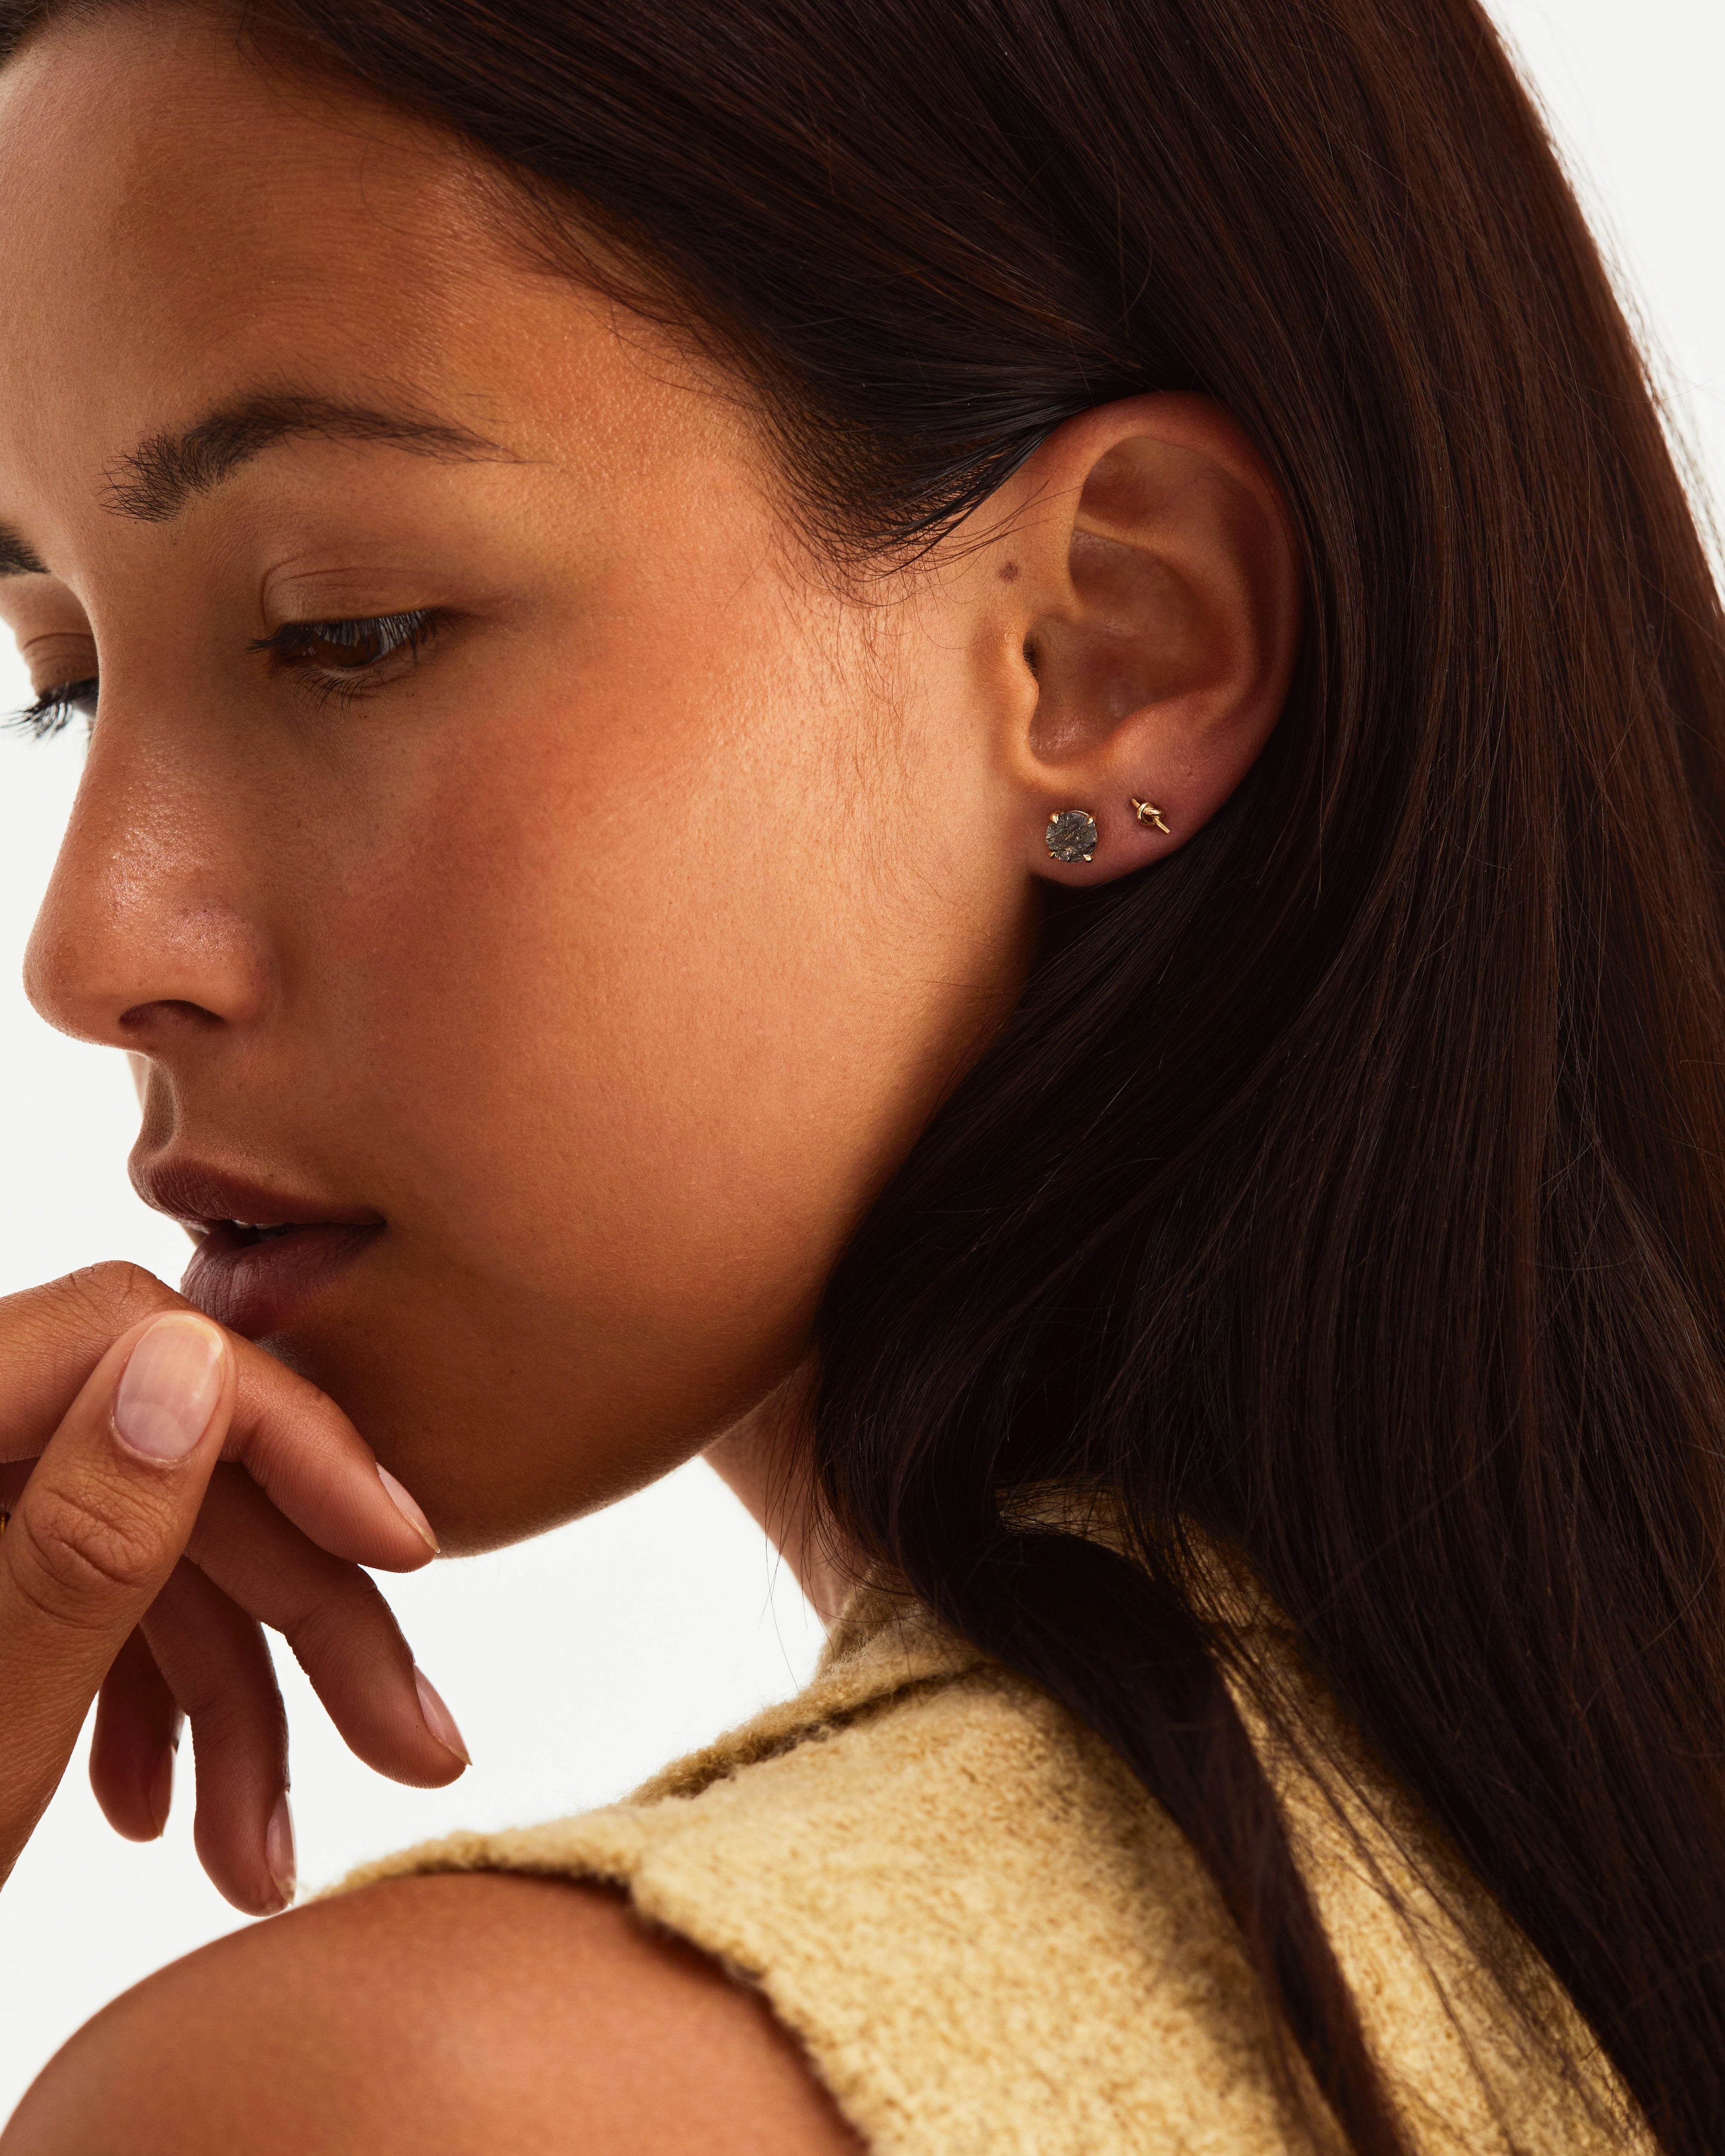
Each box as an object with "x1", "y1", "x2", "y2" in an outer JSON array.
[{"x1": 118, "y1": 997, "x2": 224, "y2": 1034}]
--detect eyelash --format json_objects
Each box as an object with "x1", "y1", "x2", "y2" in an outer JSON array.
[
  {"x1": 247, "y1": 608, "x2": 441, "y2": 703},
  {"x1": 4, "y1": 608, "x2": 441, "y2": 740},
  {"x1": 6, "y1": 680, "x2": 99, "y2": 741}
]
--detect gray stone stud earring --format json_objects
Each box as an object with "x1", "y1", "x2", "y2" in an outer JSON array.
[{"x1": 1045, "y1": 808, "x2": 1099, "y2": 864}]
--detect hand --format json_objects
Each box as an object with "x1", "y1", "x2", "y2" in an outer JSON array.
[{"x1": 0, "y1": 1264, "x2": 467, "y2": 1915}]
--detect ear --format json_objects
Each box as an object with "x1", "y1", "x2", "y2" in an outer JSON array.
[{"x1": 985, "y1": 393, "x2": 1301, "y2": 883}]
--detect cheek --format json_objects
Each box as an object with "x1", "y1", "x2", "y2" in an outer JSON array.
[
  {"x1": 265, "y1": 544, "x2": 1024, "y2": 1541},
  {"x1": 294, "y1": 589, "x2": 941, "y2": 1480},
  {"x1": 389, "y1": 678, "x2": 874, "y2": 1285}
]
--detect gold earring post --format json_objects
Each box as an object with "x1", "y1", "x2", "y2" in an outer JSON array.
[{"x1": 1132, "y1": 798, "x2": 1171, "y2": 834}]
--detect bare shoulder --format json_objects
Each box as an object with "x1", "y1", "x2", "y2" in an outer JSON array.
[{"x1": 2, "y1": 1871, "x2": 864, "y2": 2155}]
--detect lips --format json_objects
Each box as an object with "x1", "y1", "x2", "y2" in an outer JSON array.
[{"x1": 135, "y1": 1159, "x2": 382, "y2": 1339}]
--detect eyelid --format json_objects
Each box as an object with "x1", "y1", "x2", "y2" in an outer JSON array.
[
  {"x1": 248, "y1": 606, "x2": 436, "y2": 652},
  {"x1": 248, "y1": 606, "x2": 443, "y2": 702},
  {"x1": 18, "y1": 625, "x2": 97, "y2": 679}
]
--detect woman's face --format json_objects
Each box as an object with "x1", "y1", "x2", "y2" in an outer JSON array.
[{"x1": 0, "y1": 10, "x2": 1037, "y2": 1548}]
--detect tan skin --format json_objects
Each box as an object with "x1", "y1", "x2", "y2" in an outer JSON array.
[{"x1": 0, "y1": 8, "x2": 1299, "y2": 2149}]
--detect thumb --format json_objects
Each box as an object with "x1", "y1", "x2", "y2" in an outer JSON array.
[{"x1": 0, "y1": 1314, "x2": 234, "y2": 1886}]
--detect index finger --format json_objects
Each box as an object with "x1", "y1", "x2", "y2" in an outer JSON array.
[{"x1": 0, "y1": 1263, "x2": 436, "y2": 1572}]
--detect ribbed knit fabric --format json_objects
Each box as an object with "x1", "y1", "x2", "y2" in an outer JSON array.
[{"x1": 334, "y1": 1582, "x2": 1643, "y2": 2154}]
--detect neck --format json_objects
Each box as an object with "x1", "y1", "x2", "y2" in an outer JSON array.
[{"x1": 704, "y1": 1361, "x2": 857, "y2": 1625}]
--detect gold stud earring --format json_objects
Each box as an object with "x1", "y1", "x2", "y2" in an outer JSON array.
[
  {"x1": 1045, "y1": 809, "x2": 1098, "y2": 863},
  {"x1": 1132, "y1": 797, "x2": 1171, "y2": 834}
]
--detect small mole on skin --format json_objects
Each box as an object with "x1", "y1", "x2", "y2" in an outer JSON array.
[{"x1": 998, "y1": 561, "x2": 1020, "y2": 582}]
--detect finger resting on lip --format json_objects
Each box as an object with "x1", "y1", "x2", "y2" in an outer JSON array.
[
  {"x1": 186, "y1": 1468, "x2": 466, "y2": 1788},
  {"x1": 225, "y1": 1342, "x2": 438, "y2": 1571},
  {"x1": 0, "y1": 1264, "x2": 182, "y2": 1462},
  {"x1": 0, "y1": 1314, "x2": 233, "y2": 1867},
  {"x1": 0, "y1": 1263, "x2": 432, "y2": 1572},
  {"x1": 91, "y1": 1628, "x2": 184, "y2": 1842},
  {"x1": 140, "y1": 1562, "x2": 292, "y2": 1916},
  {"x1": 1, "y1": 1313, "x2": 231, "y2": 1634},
  {"x1": 0, "y1": 1272, "x2": 231, "y2": 1475}
]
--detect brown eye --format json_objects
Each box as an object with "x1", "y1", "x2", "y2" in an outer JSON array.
[
  {"x1": 294, "y1": 620, "x2": 400, "y2": 669},
  {"x1": 251, "y1": 609, "x2": 437, "y2": 677}
]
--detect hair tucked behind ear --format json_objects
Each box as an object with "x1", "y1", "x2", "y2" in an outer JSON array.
[{"x1": 11, "y1": 0, "x2": 1725, "y2": 2144}]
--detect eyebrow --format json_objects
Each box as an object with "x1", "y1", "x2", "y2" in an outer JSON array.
[{"x1": 99, "y1": 389, "x2": 510, "y2": 525}]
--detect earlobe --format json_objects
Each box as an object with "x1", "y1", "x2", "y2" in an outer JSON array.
[{"x1": 992, "y1": 393, "x2": 1300, "y2": 885}]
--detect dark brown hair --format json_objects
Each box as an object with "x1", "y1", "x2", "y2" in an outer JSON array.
[{"x1": 7, "y1": 0, "x2": 1725, "y2": 2146}]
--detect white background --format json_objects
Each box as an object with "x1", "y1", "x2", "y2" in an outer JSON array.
[{"x1": 0, "y1": 0, "x2": 1721, "y2": 2118}]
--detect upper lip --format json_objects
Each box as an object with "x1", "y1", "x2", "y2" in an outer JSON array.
[{"x1": 134, "y1": 1157, "x2": 383, "y2": 1236}]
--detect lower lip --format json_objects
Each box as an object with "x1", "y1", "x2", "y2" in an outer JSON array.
[{"x1": 181, "y1": 1222, "x2": 381, "y2": 1338}]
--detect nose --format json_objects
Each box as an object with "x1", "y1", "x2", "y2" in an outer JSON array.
[{"x1": 23, "y1": 722, "x2": 272, "y2": 1054}]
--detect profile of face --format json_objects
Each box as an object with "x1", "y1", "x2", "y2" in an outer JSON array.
[{"x1": 0, "y1": 7, "x2": 1298, "y2": 1554}]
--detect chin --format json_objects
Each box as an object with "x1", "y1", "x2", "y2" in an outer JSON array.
[{"x1": 255, "y1": 1301, "x2": 735, "y2": 1559}]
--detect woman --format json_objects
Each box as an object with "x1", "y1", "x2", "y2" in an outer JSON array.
[{"x1": 0, "y1": 0, "x2": 1716, "y2": 2146}]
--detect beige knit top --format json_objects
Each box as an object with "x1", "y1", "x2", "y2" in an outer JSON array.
[{"x1": 337, "y1": 1578, "x2": 1645, "y2": 2154}]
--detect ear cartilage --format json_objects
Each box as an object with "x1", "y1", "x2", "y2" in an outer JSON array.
[
  {"x1": 1045, "y1": 809, "x2": 1099, "y2": 864},
  {"x1": 1132, "y1": 797, "x2": 1171, "y2": 834}
]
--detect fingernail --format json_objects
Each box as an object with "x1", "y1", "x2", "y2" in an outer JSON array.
[
  {"x1": 147, "y1": 1747, "x2": 174, "y2": 1839},
  {"x1": 414, "y1": 1666, "x2": 472, "y2": 1765},
  {"x1": 113, "y1": 1316, "x2": 228, "y2": 1461},
  {"x1": 378, "y1": 1465, "x2": 439, "y2": 1553},
  {"x1": 266, "y1": 1792, "x2": 296, "y2": 1909}
]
